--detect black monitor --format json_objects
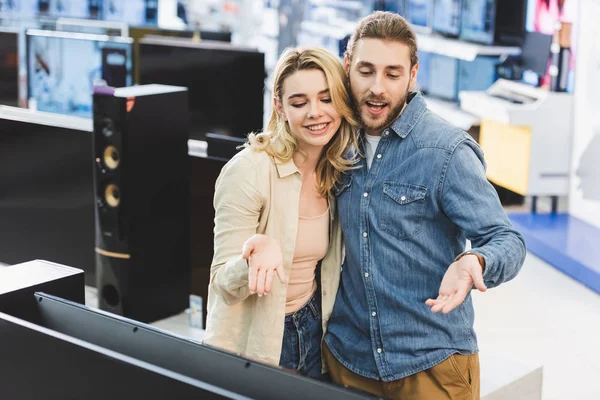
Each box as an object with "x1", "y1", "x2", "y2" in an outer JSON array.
[
  {"x1": 0, "y1": 107, "x2": 96, "y2": 285},
  {"x1": 26, "y1": 29, "x2": 133, "y2": 118},
  {"x1": 139, "y1": 37, "x2": 265, "y2": 140},
  {"x1": 520, "y1": 30, "x2": 553, "y2": 76},
  {"x1": 0, "y1": 292, "x2": 374, "y2": 399},
  {"x1": 460, "y1": 0, "x2": 527, "y2": 45},
  {"x1": 0, "y1": 30, "x2": 19, "y2": 107},
  {"x1": 129, "y1": 26, "x2": 231, "y2": 83},
  {"x1": 432, "y1": 0, "x2": 463, "y2": 37},
  {"x1": 0, "y1": 310, "x2": 243, "y2": 399}
]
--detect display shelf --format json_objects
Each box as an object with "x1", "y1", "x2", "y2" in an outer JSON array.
[
  {"x1": 425, "y1": 96, "x2": 480, "y2": 131},
  {"x1": 417, "y1": 32, "x2": 521, "y2": 62}
]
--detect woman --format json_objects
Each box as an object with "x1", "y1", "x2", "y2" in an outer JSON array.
[{"x1": 203, "y1": 47, "x2": 358, "y2": 379}]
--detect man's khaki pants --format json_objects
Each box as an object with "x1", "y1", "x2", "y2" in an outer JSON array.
[{"x1": 323, "y1": 344, "x2": 480, "y2": 400}]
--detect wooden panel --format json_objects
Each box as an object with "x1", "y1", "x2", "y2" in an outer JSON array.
[{"x1": 480, "y1": 119, "x2": 532, "y2": 196}]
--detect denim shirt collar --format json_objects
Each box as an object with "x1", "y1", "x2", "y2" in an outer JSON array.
[{"x1": 388, "y1": 92, "x2": 428, "y2": 139}]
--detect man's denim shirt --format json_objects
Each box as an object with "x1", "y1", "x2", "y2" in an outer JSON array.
[{"x1": 324, "y1": 92, "x2": 526, "y2": 381}]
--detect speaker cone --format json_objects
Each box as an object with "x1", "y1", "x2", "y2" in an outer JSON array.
[
  {"x1": 103, "y1": 145, "x2": 120, "y2": 169},
  {"x1": 104, "y1": 184, "x2": 121, "y2": 208}
]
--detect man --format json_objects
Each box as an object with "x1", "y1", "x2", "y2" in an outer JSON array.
[{"x1": 322, "y1": 11, "x2": 527, "y2": 400}]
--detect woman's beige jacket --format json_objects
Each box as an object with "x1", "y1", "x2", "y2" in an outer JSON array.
[{"x1": 203, "y1": 147, "x2": 342, "y2": 366}]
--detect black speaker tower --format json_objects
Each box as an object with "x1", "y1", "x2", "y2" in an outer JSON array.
[{"x1": 93, "y1": 84, "x2": 190, "y2": 323}]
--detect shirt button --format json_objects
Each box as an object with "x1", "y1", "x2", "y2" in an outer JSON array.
[
  {"x1": 401, "y1": 195, "x2": 406, "y2": 201},
  {"x1": 377, "y1": 348, "x2": 382, "y2": 354},
  {"x1": 363, "y1": 192, "x2": 368, "y2": 197},
  {"x1": 383, "y1": 130, "x2": 389, "y2": 136},
  {"x1": 364, "y1": 272, "x2": 369, "y2": 278},
  {"x1": 376, "y1": 154, "x2": 382, "y2": 159},
  {"x1": 372, "y1": 312, "x2": 377, "y2": 317},
  {"x1": 363, "y1": 232, "x2": 368, "y2": 238}
]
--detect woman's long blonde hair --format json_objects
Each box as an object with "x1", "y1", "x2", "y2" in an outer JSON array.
[{"x1": 246, "y1": 47, "x2": 359, "y2": 198}]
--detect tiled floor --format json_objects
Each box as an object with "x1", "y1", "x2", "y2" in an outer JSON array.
[{"x1": 473, "y1": 253, "x2": 600, "y2": 400}]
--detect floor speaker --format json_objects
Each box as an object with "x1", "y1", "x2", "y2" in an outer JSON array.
[{"x1": 93, "y1": 84, "x2": 190, "y2": 323}]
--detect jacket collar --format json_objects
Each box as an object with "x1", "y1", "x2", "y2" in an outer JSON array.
[
  {"x1": 273, "y1": 156, "x2": 299, "y2": 178},
  {"x1": 388, "y1": 92, "x2": 427, "y2": 139}
]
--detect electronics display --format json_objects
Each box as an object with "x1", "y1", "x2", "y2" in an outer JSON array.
[
  {"x1": 428, "y1": 54, "x2": 459, "y2": 100},
  {"x1": 457, "y1": 55, "x2": 498, "y2": 94},
  {"x1": 374, "y1": 0, "x2": 408, "y2": 15},
  {"x1": 0, "y1": 107, "x2": 96, "y2": 285},
  {"x1": 0, "y1": 30, "x2": 19, "y2": 107},
  {"x1": 408, "y1": 0, "x2": 433, "y2": 29},
  {"x1": 428, "y1": 54, "x2": 498, "y2": 100},
  {"x1": 139, "y1": 37, "x2": 265, "y2": 140},
  {"x1": 520, "y1": 30, "x2": 553, "y2": 76},
  {"x1": 432, "y1": 0, "x2": 462, "y2": 36},
  {"x1": 460, "y1": 0, "x2": 527, "y2": 45},
  {"x1": 103, "y1": 0, "x2": 155, "y2": 26},
  {"x1": 0, "y1": 291, "x2": 372, "y2": 400},
  {"x1": 26, "y1": 29, "x2": 133, "y2": 118},
  {"x1": 50, "y1": 0, "x2": 89, "y2": 18},
  {"x1": 0, "y1": 0, "x2": 20, "y2": 15},
  {"x1": 129, "y1": 26, "x2": 231, "y2": 83}
]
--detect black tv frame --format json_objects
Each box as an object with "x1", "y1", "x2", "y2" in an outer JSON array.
[
  {"x1": 15, "y1": 292, "x2": 374, "y2": 400},
  {"x1": 0, "y1": 310, "x2": 245, "y2": 400}
]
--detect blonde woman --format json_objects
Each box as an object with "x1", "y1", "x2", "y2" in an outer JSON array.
[{"x1": 203, "y1": 47, "x2": 358, "y2": 379}]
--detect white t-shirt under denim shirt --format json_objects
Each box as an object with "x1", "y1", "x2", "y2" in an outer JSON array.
[{"x1": 364, "y1": 133, "x2": 381, "y2": 169}]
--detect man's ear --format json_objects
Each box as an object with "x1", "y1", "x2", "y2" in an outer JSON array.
[{"x1": 410, "y1": 63, "x2": 419, "y2": 91}]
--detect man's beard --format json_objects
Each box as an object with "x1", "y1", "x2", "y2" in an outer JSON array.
[{"x1": 349, "y1": 81, "x2": 410, "y2": 134}]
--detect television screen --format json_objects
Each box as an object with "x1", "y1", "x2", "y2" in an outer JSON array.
[
  {"x1": 374, "y1": 0, "x2": 408, "y2": 15},
  {"x1": 460, "y1": 0, "x2": 495, "y2": 44},
  {"x1": 0, "y1": 0, "x2": 41, "y2": 18},
  {"x1": 129, "y1": 26, "x2": 231, "y2": 84},
  {"x1": 0, "y1": 107, "x2": 95, "y2": 285},
  {"x1": 0, "y1": 0, "x2": 20, "y2": 14},
  {"x1": 103, "y1": 0, "x2": 145, "y2": 25},
  {"x1": 26, "y1": 29, "x2": 133, "y2": 118},
  {"x1": 432, "y1": 0, "x2": 462, "y2": 36},
  {"x1": 408, "y1": 0, "x2": 432, "y2": 28},
  {"x1": 0, "y1": 30, "x2": 19, "y2": 107},
  {"x1": 5, "y1": 292, "x2": 373, "y2": 400},
  {"x1": 50, "y1": 0, "x2": 89, "y2": 18},
  {"x1": 139, "y1": 37, "x2": 265, "y2": 140},
  {"x1": 461, "y1": 0, "x2": 526, "y2": 45},
  {"x1": 428, "y1": 54, "x2": 458, "y2": 100}
]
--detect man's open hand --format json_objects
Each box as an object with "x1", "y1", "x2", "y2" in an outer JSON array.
[{"x1": 425, "y1": 254, "x2": 487, "y2": 314}]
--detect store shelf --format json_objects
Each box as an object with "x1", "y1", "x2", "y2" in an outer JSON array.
[
  {"x1": 416, "y1": 32, "x2": 521, "y2": 62},
  {"x1": 299, "y1": 20, "x2": 354, "y2": 40},
  {"x1": 425, "y1": 96, "x2": 480, "y2": 131}
]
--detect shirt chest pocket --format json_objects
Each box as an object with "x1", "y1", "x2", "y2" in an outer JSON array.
[
  {"x1": 380, "y1": 182, "x2": 427, "y2": 240},
  {"x1": 333, "y1": 175, "x2": 352, "y2": 232}
]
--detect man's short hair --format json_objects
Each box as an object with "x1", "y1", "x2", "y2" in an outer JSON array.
[{"x1": 345, "y1": 11, "x2": 419, "y2": 67}]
